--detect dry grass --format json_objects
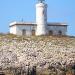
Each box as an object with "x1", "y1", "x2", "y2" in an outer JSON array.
[{"x1": 0, "y1": 34, "x2": 75, "y2": 75}]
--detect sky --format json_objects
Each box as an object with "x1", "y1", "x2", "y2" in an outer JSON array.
[{"x1": 0, "y1": 0, "x2": 75, "y2": 36}]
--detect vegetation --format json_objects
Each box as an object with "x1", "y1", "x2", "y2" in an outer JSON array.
[
  {"x1": 0, "y1": 64, "x2": 75, "y2": 75},
  {"x1": 0, "y1": 33, "x2": 75, "y2": 75}
]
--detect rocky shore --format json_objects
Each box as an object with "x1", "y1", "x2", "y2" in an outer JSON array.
[{"x1": 0, "y1": 34, "x2": 75, "y2": 75}]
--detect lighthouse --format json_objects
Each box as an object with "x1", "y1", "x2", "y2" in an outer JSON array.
[
  {"x1": 36, "y1": 0, "x2": 48, "y2": 36},
  {"x1": 9, "y1": 0, "x2": 67, "y2": 36}
]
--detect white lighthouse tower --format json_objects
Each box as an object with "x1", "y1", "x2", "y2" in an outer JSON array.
[{"x1": 36, "y1": 0, "x2": 48, "y2": 36}]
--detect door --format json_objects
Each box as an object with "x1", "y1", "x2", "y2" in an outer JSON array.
[
  {"x1": 22, "y1": 29, "x2": 26, "y2": 35},
  {"x1": 58, "y1": 30, "x2": 62, "y2": 35},
  {"x1": 49, "y1": 30, "x2": 53, "y2": 35},
  {"x1": 32, "y1": 30, "x2": 35, "y2": 36}
]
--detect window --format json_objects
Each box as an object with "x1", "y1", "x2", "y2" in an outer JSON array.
[
  {"x1": 22, "y1": 29, "x2": 26, "y2": 35},
  {"x1": 49, "y1": 30, "x2": 53, "y2": 35},
  {"x1": 32, "y1": 30, "x2": 35, "y2": 35},
  {"x1": 58, "y1": 30, "x2": 62, "y2": 35}
]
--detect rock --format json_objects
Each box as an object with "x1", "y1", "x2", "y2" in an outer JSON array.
[{"x1": 0, "y1": 35, "x2": 75, "y2": 73}]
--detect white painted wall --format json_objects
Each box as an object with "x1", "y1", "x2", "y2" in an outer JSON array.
[
  {"x1": 16, "y1": 25, "x2": 36, "y2": 36},
  {"x1": 47, "y1": 25, "x2": 67, "y2": 35},
  {"x1": 36, "y1": 2, "x2": 48, "y2": 35},
  {"x1": 10, "y1": 26, "x2": 17, "y2": 35},
  {"x1": 9, "y1": 23, "x2": 67, "y2": 36}
]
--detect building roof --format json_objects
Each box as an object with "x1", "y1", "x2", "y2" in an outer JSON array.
[
  {"x1": 9, "y1": 21, "x2": 36, "y2": 27},
  {"x1": 9, "y1": 21, "x2": 67, "y2": 27},
  {"x1": 48, "y1": 23, "x2": 67, "y2": 26}
]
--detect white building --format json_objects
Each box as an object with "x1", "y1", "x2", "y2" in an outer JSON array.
[{"x1": 9, "y1": 0, "x2": 67, "y2": 36}]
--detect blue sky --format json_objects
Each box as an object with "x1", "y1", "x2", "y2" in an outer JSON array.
[{"x1": 0, "y1": 0, "x2": 75, "y2": 36}]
